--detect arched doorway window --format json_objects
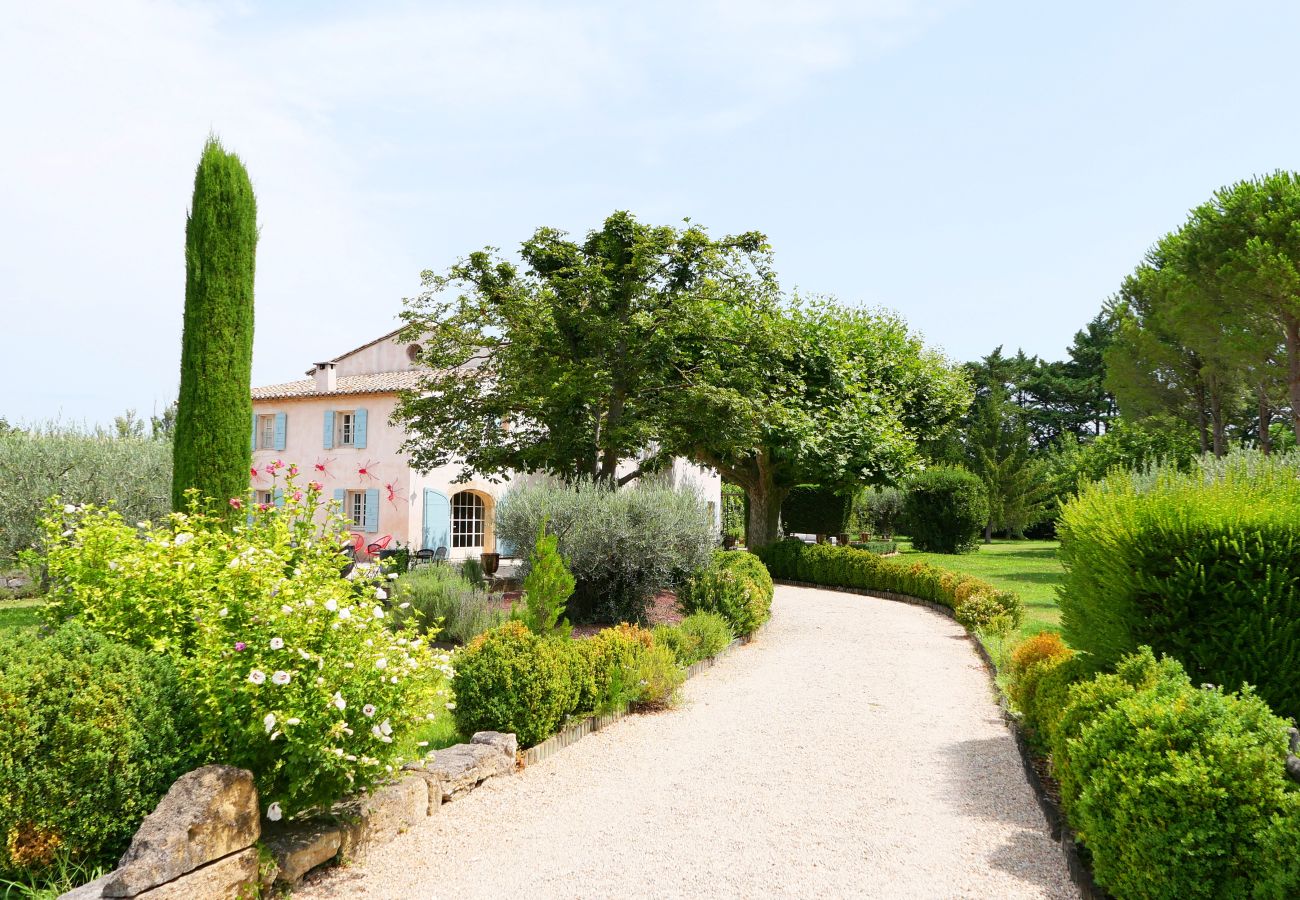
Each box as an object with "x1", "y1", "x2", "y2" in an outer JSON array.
[{"x1": 451, "y1": 491, "x2": 486, "y2": 549}]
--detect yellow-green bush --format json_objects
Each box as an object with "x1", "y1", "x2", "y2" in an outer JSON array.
[
  {"x1": 653, "y1": 612, "x2": 733, "y2": 667},
  {"x1": 677, "y1": 551, "x2": 771, "y2": 637},
  {"x1": 451, "y1": 622, "x2": 575, "y2": 747}
]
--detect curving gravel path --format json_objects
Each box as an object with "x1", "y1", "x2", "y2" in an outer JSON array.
[{"x1": 297, "y1": 584, "x2": 1075, "y2": 899}]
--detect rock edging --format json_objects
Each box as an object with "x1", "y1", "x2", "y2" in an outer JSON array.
[
  {"x1": 60, "y1": 733, "x2": 519, "y2": 899},
  {"x1": 773, "y1": 578, "x2": 1107, "y2": 900}
]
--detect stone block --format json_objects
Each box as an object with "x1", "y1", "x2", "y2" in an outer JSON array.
[
  {"x1": 427, "y1": 742, "x2": 513, "y2": 801},
  {"x1": 471, "y1": 730, "x2": 518, "y2": 761},
  {"x1": 132, "y1": 848, "x2": 258, "y2": 900},
  {"x1": 333, "y1": 776, "x2": 427, "y2": 861},
  {"x1": 264, "y1": 820, "x2": 342, "y2": 885},
  {"x1": 103, "y1": 766, "x2": 259, "y2": 898}
]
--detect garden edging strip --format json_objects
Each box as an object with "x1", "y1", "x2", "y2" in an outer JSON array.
[{"x1": 773, "y1": 578, "x2": 1108, "y2": 900}]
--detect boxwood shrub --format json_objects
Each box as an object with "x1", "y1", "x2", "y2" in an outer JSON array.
[
  {"x1": 1058, "y1": 450, "x2": 1300, "y2": 721},
  {"x1": 653, "y1": 612, "x2": 733, "y2": 667},
  {"x1": 0, "y1": 622, "x2": 197, "y2": 879},
  {"x1": 1050, "y1": 647, "x2": 1300, "y2": 898}
]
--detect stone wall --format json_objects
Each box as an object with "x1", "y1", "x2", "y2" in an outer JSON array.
[{"x1": 60, "y1": 732, "x2": 518, "y2": 899}]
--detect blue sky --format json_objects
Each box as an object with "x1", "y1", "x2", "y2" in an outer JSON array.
[{"x1": 4, "y1": 0, "x2": 1298, "y2": 425}]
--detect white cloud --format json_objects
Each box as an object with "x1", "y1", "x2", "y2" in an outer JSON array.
[{"x1": 0, "y1": 0, "x2": 946, "y2": 424}]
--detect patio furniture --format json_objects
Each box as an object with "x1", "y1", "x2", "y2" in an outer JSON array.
[
  {"x1": 432, "y1": 546, "x2": 449, "y2": 564},
  {"x1": 366, "y1": 534, "x2": 393, "y2": 557},
  {"x1": 412, "y1": 548, "x2": 436, "y2": 568}
]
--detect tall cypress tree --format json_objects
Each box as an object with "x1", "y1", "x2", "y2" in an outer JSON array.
[{"x1": 172, "y1": 137, "x2": 257, "y2": 517}]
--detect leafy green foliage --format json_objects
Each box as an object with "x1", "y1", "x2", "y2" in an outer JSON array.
[
  {"x1": 517, "y1": 526, "x2": 575, "y2": 637},
  {"x1": 849, "y1": 540, "x2": 897, "y2": 554},
  {"x1": 652, "y1": 612, "x2": 733, "y2": 667},
  {"x1": 689, "y1": 299, "x2": 971, "y2": 547},
  {"x1": 677, "y1": 551, "x2": 773, "y2": 637},
  {"x1": 173, "y1": 137, "x2": 257, "y2": 520},
  {"x1": 39, "y1": 475, "x2": 444, "y2": 817},
  {"x1": 965, "y1": 388, "x2": 1054, "y2": 539},
  {"x1": 953, "y1": 590, "x2": 1022, "y2": 635},
  {"x1": 1050, "y1": 648, "x2": 1300, "y2": 899},
  {"x1": 780, "y1": 485, "x2": 851, "y2": 536},
  {"x1": 850, "y1": 486, "x2": 904, "y2": 538},
  {"x1": 901, "y1": 465, "x2": 988, "y2": 553},
  {"x1": 451, "y1": 622, "x2": 574, "y2": 748},
  {"x1": 721, "y1": 483, "x2": 746, "y2": 541},
  {"x1": 391, "y1": 566, "x2": 503, "y2": 645},
  {"x1": 0, "y1": 426, "x2": 171, "y2": 564},
  {"x1": 395, "y1": 210, "x2": 773, "y2": 487},
  {"x1": 494, "y1": 479, "x2": 714, "y2": 624},
  {"x1": 1058, "y1": 450, "x2": 1300, "y2": 720},
  {"x1": 0, "y1": 623, "x2": 196, "y2": 879}
]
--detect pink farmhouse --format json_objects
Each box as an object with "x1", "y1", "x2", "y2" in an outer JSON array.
[{"x1": 250, "y1": 329, "x2": 722, "y2": 560}]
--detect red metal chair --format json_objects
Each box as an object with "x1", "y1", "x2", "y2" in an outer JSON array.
[{"x1": 366, "y1": 534, "x2": 393, "y2": 557}]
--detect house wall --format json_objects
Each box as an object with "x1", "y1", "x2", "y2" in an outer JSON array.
[{"x1": 333, "y1": 335, "x2": 418, "y2": 378}]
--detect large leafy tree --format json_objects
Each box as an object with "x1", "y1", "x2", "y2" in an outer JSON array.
[
  {"x1": 172, "y1": 138, "x2": 257, "y2": 517},
  {"x1": 680, "y1": 299, "x2": 971, "y2": 547},
  {"x1": 965, "y1": 387, "x2": 1053, "y2": 541},
  {"x1": 395, "y1": 211, "x2": 773, "y2": 485}
]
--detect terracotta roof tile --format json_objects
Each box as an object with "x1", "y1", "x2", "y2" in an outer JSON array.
[{"x1": 252, "y1": 370, "x2": 428, "y2": 400}]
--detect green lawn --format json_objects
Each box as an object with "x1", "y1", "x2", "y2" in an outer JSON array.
[
  {"x1": 0, "y1": 597, "x2": 44, "y2": 638},
  {"x1": 895, "y1": 538, "x2": 1063, "y2": 638}
]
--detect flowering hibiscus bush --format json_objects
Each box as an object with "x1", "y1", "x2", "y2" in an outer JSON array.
[{"x1": 39, "y1": 471, "x2": 445, "y2": 818}]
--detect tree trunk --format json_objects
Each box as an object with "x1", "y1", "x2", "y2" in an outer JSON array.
[
  {"x1": 1194, "y1": 381, "x2": 1210, "y2": 455},
  {"x1": 1286, "y1": 314, "x2": 1300, "y2": 447},
  {"x1": 1209, "y1": 384, "x2": 1226, "y2": 458},
  {"x1": 1258, "y1": 384, "x2": 1273, "y2": 455},
  {"x1": 745, "y1": 484, "x2": 786, "y2": 549},
  {"x1": 984, "y1": 522, "x2": 993, "y2": 544}
]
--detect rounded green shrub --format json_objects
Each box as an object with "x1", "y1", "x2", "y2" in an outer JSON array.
[
  {"x1": 0, "y1": 622, "x2": 196, "y2": 878},
  {"x1": 953, "y1": 589, "x2": 1023, "y2": 635},
  {"x1": 678, "y1": 552, "x2": 771, "y2": 637},
  {"x1": 1058, "y1": 450, "x2": 1300, "y2": 721},
  {"x1": 451, "y1": 622, "x2": 575, "y2": 747},
  {"x1": 902, "y1": 465, "x2": 988, "y2": 554},
  {"x1": 1059, "y1": 648, "x2": 1299, "y2": 899},
  {"x1": 653, "y1": 612, "x2": 733, "y2": 667}
]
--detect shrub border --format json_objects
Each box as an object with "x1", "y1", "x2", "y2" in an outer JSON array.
[
  {"x1": 774, "y1": 578, "x2": 1108, "y2": 900},
  {"x1": 520, "y1": 632, "x2": 756, "y2": 768}
]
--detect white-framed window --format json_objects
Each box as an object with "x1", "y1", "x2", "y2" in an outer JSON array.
[
  {"x1": 346, "y1": 490, "x2": 366, "y2": 528},
  {"x1": 451, "y1": 492, "x2": 485, "y2": 549},
  {"x1": 257, "y1": 414, "x2": 276, "y2": 450},
  {"x1": 255, "y1": 490, "x2": 273, "y2": 507},
  {"x1": 335, "y1": 411, "x2": 356, "y2": 447}
]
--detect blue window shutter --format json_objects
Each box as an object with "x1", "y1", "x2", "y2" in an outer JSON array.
[
  {"x1": 333, "y1": 488, "x2": 346, "y2": 515},
  {"x1": 364, "y1": 488, "x2": 380, "y2": 533},
  {"x1": 273, "y1": 413, "x2": 287, "y2": 451},
  {"x1": 251, "y1": 414, "x2": 258, "y2": 451},
  {"x1": 422, "y1": 489, "x2": 450, "y2": 550},
  {"x1": 323, "y1": 411, "x2": 335, "y2": 450},
  {"x1": 273, "y1": 488, "x2": 285, "y2": 508},
  {"x1": 354, "y1": 408, "x2": 368, "y2": 449}
]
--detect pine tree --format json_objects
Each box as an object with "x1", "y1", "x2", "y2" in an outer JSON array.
[
  {"x1": 967, "y1": 388, "x2": 1054, "y2": 540},
  {"x1": 172, "y1": 137, "x2": 258, "y2": 518}
]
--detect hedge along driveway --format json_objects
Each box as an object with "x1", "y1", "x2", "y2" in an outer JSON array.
[
  {"x1": 896, "y1": 539, "x2": 1064, "y2": 638},
  {"x1": 295, "y1": 585, "x2": 1072, "y2": 900}
]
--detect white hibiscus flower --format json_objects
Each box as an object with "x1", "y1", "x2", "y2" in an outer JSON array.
[
  {"x1": 269, "y1": 637, "x2": 284, "y2": 650},
  {"x1": 362, "y1": 704, "x2": 377, "y2": 717},
  {"x1": 324, "y1": 598, "x2": 338, "y2": 612},
  {"x1": 267, "y1": 802, "x2": 282, "y2": 822},
  {"x1": 272, "y1": 671, "x2": 291, "y2": 686},
  {"x1": 263, "y1": 713, "x2": 276, "y2": 733},
  {"x1": 248, "y1": 669, "x2": 266, "y2": 685}
]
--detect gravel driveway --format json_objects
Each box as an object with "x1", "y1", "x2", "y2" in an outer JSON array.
[{"x1": 297, "y1": 584, "x2": 1075, "y2": 899}]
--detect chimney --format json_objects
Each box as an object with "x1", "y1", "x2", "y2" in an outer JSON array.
[{"x1": 314, "y1": 362, "x2": 337, "y2": 393}]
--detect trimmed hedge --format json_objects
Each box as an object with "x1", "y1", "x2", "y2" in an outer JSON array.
[
  {"x1": 1043, "y1": 648, "x2": 1300, "y2": 899},
  {"x1": 902, "y1": 465, "x2": 988, "y2": 554},
  {"x1": 0, "y1": 623, "x2": 197, "y2": 878},
  {"x1": 781, "y1": 485, "x2": 852, "y2": 536},
  {"x1": 653, "y1": 613, "x2": 733, "y2": 667},
  {"x1": 754, "y1": 540, "x2": 1023, "y2": 629},
  {"x1": 1058, "y1": 451, "x2": 1300, "y2": 721},
  {"x1": 849, "y1": 540, "x2": 898, "y2": 555},
  {"x1": 451, "y1": 622, "x2": 575, "y2": 747}
]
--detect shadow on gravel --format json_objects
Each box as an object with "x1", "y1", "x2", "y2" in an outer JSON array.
[{"x1": 937, "y1": 736, "x2": 1069, "y2": 896}]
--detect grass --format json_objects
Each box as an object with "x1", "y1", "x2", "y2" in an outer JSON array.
[
  {"x1": 895, "y1": 538, "x2": 1063, "y2": 638},
  {"x1": 394, "y1": 710, "x2": 466, "y2": 761},
  {"x1": 0, "y1": 598, "x2": 44, "y2": 638}
]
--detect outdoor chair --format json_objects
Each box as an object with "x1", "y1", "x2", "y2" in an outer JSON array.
[
  {"x1": 433, "y1": 546, "x2": 449, "y2": 564},
  {"x1": 366, "y1": 535, "x2": 393, "y2": 557},
  {"x1": 412, "y1": 548, "x2": 436, "y2": 568}
]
